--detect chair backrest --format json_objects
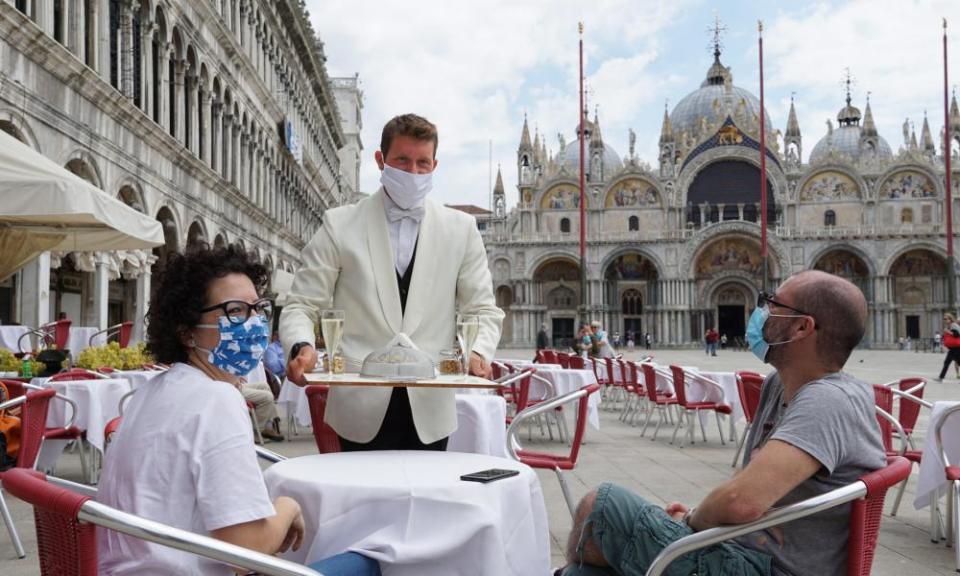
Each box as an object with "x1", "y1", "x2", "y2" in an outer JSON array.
[
  {"x1": 304, "y1": 385, "x2": 341, "y2": 453},
  {"x1": 49, "y1": 368, "x2": 103, "y2": 382},
  {"x1": 847, "y1": 456, "x2": 912, "y2": 575},
  {"x1": 894, "y1": 378, "x2": 925, "y2": 434},
  {"x1": 2, "y1": 468, "x2": 98, "y2": 576},
  {"x1": 668, "y1": 365, "x2": 690, "y2": 406},
  {"x1": 872, "y1": 385, "x2": 895, "y2": 454},
  {"x1": 624, "y1": 361, "x2": 640, "y2": 392},
  {"x1": 18, "y1": 387, "x2": 57, "y2": 469},
  {"x1": 104, "y1": 416, "x2": 122, "y2": 450},
  {"x1": 567, "y1": 384, "x2": 601, "y2": 465},
  {"x1": 556, "y1": 353, "x2": 570, "y2": 369},
  {"x1": 512, "y1": 370, "x2": 534, "y2": 413},
  {"x1": 543, "y1": 350, "x2": 559, "y2": 364},
  {"x1": 604, "y1": 358, "x2": 617, "y2": 385},
  {"x1": 568, "y1": 355, "x2": 585, "y2": 370},
  {"x1": 735, "y1": 372, "x2": 765, "y2": 424},
  {"x1": 641, "y1": 363, "x2": 660, "y2": 402},
  {"x1": 0, "y1": 378, "x2": 26, "y2": 400},
  {"x1": 51, "y1": 319, "x2": 72, "y2": 350},
  {"x1": 534, "y1": 349, "x2": 547, "y2": 363},
  {"x1": 117, "y1": 321, "x2": 133, "y2": 348}
]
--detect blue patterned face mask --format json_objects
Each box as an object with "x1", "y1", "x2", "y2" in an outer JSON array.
[{"x1": 196, "y1": 314, "x2": 269, "y2": 377}]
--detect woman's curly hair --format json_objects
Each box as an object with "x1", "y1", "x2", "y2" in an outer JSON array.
[{"x1": 146, "y1": 244, "x2": 268, "y2": 364}]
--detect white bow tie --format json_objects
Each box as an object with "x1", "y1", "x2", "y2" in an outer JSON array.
[{"x1": 385, "y1": 203, "x2": 425, "y2": 223}]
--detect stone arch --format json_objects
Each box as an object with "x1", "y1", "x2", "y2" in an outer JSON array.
[
  {"x1": 495, "y1": 284, "x2": 513, "y2": 343},
  {"x1": 676, "y1": 146, "x2": 788, "y2": 209},
  {"x1": 602, "y1": 250, "x2": 660, "y2": 340},
  {"x1": 153, "y1": 205, "x2": 180, "y2": 269},
  {"x1": 491, "y1": 257, "x2": 511, "y2": 283},
  {"x1": 703, "y1": 276, "x2": 757, "y2": 343},
  {"x1": 876, "y1": 165, "x2": 941, "y2": 199},
  {"x1": 186, "y1": 219, "x2": 208, "y2": 249},
  {"x1": 116, "y1": 180, "x2": 147, "y2": 213},
  {"x1": 796, "y1": 166, "x2": 865, "y2": 202},
  {"x1": 538, "y1": 179, "x2": 585, "y2": 210},
  {"x1": 808, "y1": 243, "x2": 875, "y2": 277},
  {"x1": 684, "y1": 159, "x2": 777, "y2": 225},
  {"x1": 213, "y1": 230, "x2": 228, "y2": 249},
  {"x1": 604, "y1": 175, "x2": 663, "y2": 209},
  {"x1": 0, "y1": 111, "x2": 41, "y2": 151},
  {"x1": 888, "y1": 247, "x2": 949, "y2": 340},
  {"x1": 692, "y1": 234, "x2": 778, "y2": 283},
  {"x1": 63, "y1": 153, "x2": 103, "y2": 188},
  {"x1": 811, "y1": 246, "x2": 873, "y2": 299},
  {"x1": 679, "y1": 221, "x2": 787, "y2": 281}
]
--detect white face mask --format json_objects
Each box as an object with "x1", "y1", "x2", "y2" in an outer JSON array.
[{"x1": 380, "y1": 164, "x2": 433, "y2": 209}]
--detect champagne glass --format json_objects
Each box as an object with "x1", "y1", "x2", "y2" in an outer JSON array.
[
  {"x1": 456, "y1": 313, "x2": 480, "y2": 378},
  {"x1": 321, "y1": 310, "x2": 345, "y2": 374}
]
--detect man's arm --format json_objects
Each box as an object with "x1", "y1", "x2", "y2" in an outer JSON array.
[
  {"x1": 455, "y1": 221, "x2": 504, "y2": 369},
  {"x1": 686, "y1": 439, "x2": 821, "y2": 531},
  {"x1": 280, "y1": 223, "x2": 340, "y2": 383}
]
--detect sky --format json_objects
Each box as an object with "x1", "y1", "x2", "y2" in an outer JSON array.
[{"x1": 307, "y1": 0, "x2": 960, "y2": 210}]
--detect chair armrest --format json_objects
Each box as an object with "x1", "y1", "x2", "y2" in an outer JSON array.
[
  {"x1": 684, "y1": 371, "x2": 726, "y2": 398},
  {"x1": 506, "y1": 385, "x2": 589, "y2": 461},
  {"x1": 0, "y1": 395, "x2": 26, "y2": 411},
  {"x1": 890, "y1": 388, "x2": 933, "y2": 409},
  {"x1": 118, "y1": 389, "x2": 136, "y2": 416},
  {"x1": 494, "y1": 367, "x2": 535, "y2": 388},
  {"x1": 876, "y1": 407, "x2": 908, "y2": 455},
  {"x1": 15, "y1": 383, "x2": 78, "y2": 429},
  {"x1": 47, "y1": 474, "x2": 99, "y2": 497},
  {"x1": 645, "y1": 480, "x2": 868, "y2": 576},
  {"x1": 255, "y1": 446, "x2": 287, "y2": 464},
  {"x1": 78, "y1": 500, "x2": 324, "y2": 576},
  {"x1": 530, "y1": 372, "x2": 556, "y2": 402},
  {"x1": 935, "y1": 403, "x2": 960, "y2": 469}
]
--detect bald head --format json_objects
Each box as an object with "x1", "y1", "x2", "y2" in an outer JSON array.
[{"x1": 787, "y1": 270, "x2": 868, "y2": 369}]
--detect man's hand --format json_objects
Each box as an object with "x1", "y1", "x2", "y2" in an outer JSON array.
[
  {"x1": 286, "y1": 345, "x2": 317, "y2": 386},
  {"x1": 468, "y1": 352, "x2": 492, "y2": 378},
  {"x1": 277, "y1": 505, "x2": 305, "y2": 553},
  {"x1": 664, "y1": 502, "x2": 689, "y2": 521}
]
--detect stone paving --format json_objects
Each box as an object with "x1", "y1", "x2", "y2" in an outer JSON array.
[{"x1": 1, "y1": 347, "x2": 959, "y2": 574}]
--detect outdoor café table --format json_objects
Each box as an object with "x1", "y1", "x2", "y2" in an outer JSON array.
[
  {"x1": 67, "y1": 326, "x2": 103, "y2": 356},
  {"x1": 31, "y1": 376, "x2": 131, "y2": 471},
  {"x1": 0, "y1": 325, "x2": 30, "y2": 352},
  {"x1": 112, "y1": 368, "x2": 163, "y2": 390},
  {"x1": 263, "y1": 451, "x2": 551, "y2": 576},
  {"x1": 914, "y1": 401, "x2": 960, "y2": 510},
  {"x1": 277, "y1": 378, "x2": 509, "y2": 457},
  {"x1": 529, "y1": 365, "x2": 601, "y2": 430},
  {"x1": 654, "y1": 365, "x2": 741, "y2": 440}
]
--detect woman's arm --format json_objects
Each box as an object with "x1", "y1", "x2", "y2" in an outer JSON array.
[{"x1": 210, "y1": 496, "x2": 304, "y2": 557}]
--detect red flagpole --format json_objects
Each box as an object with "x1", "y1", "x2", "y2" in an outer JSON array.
[
  {"x1": 758, "y1": 21, "x2": 768, "y2": 290},
  {"x1": 946, "y1": 18, "x2": 955, "y2": 311},
  {"x1": 578, "y1": 22, "x2": 587, "y2": 318}
]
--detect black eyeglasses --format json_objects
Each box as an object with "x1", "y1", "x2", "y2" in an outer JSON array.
[
  {"x1": 200, "y1": 298, "x2": 274, "y2": 325},
  {"x1": 757, "y1": 291, "x2": 817, "y2": 328}
]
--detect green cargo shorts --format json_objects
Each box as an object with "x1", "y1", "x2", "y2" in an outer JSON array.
[{"x1": 561, "y1": 483, "x2": 773, "y2": 576}]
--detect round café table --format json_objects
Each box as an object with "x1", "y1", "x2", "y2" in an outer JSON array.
[{"x1": 264, "y1": 451, "x2": 551, "y2": 576}]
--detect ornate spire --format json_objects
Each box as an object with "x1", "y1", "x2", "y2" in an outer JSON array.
[
  {"x1": 659, "y1": 101, "x2": 674, "y2": 144},
  {"x1": 519, "y1": 114, "x2": 532, "y2": 150},
  {"x1": 785, "y1": 93, "x2": 801, "y2": 138},
  {"x1": 590, "y1": 108, "x2": 604, "y2": 149},
  {"x1": 861, "y1": 94, "x2": 877, "y2": 138},
  {"x1": 493, "y1": 165, "x2": 504, "y2": 195},
  {"x1": 951, "y1": 90, "x2": 960, "y2": 129},
  {"x1": 836, "y1": 68, "x2": 861, "y2": 126},
  {"x1": 921, "y1": 112, "x2": 935, "y2": 152}
]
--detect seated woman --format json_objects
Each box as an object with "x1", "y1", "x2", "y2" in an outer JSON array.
[{"x1": 97, "y1": 245, "x2": 380, "y2": 576}]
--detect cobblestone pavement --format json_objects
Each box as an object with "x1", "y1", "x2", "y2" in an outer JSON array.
[{"x1": 2, "y1": 347, "x2": 958, "y2": 574}]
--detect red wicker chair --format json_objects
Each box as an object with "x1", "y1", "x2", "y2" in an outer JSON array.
[
  {"x1": 668, "y1": 365, "x2": 731, "y2": 448},
  {"x1": 639, "y1": 363, "x2": 677, "y2": 440},
  {"x1": 305, "y1": 385, "x2": 341, "y2": 454},
  {"x1": 0, "y1": 387, "x2": 56, "y2": 558},
  {"x1": 644, "y1": 456, "x2": 912, "y2": 576},
  {"x1": 731, "y1": 371, "x2": 766, "y2": 467}
]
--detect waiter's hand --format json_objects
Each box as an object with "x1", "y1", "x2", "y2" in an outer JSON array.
[
  {"x1": 468, "y1": 352, "x2": 492, "y2": 379},
  {"x1": 286, "y1": 345, "x2": 317, "y2": 386}
]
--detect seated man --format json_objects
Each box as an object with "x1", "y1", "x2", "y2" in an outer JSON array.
[{"x1": 559, "y1": 270, "x2": 885, "y2": 576}]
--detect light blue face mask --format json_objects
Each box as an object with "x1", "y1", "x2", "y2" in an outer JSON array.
[
  {"x1": 745, "y1": 305, "x2": 805, "y2": 363},
  {"x1": 195, "y1": 314, "x2": 270, "y2": 377}
]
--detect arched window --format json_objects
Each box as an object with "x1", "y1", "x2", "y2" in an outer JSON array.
[
  {"x1": 560, "y1": 218, "x2": 571, "y2": 234},
  {"x1": 109, "y1": 0, "x2": 120, "y2": 89},
  {"x1": 621, "y1": 289, "x2": 643, "y2": 316},
  {"x1": 628, "y1": 215, "x2": 639, "y2": 231},
  {"x1": 824, "y1": 209, "x2": 836, "y2": 227},
  {"x1": 901, "y1": 208, "x2": 914, "y2": 224}
]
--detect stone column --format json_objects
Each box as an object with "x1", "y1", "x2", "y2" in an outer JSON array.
[
  {"x1": 19, "y1": 252, "x2": 51, "y2": 329},
  {"x1": 200, "y1": 89, "x2": 211, "y2": 162},
  {"x1": 233, "y1": 122, "x2": 242, "y2": 186},
  {"x1": 174, "y1": 59, "x2": 186, "y2": 144},
  {"x1": 141, "y1": 19, "x2": 154, "y2": 115},
  {"x1": 132, "y1": 256, "x2": 155, "y2": 344},
  {"x1": 159, "y1": 43, "x2": 172, "y2": 132},
  {"x1": 738, "y1": 203, "x2": 744, "y2": 221},
  {"x1": 92, "y1": 254, "x2": 110, "y2": 331},
  {"x1": 120, "y1": 0, "x2": 135, "y2": 100},
  {"x1": 187, "y1": 73, "x2": 199, "y2": 153},
  {"x1": 210, "y1": 101, "x2": 221, "y2": 172}
]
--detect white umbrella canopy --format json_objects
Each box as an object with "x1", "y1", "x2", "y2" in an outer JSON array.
[{"x1": 0, "y1": 129, "x2": 164, "y2": 280}]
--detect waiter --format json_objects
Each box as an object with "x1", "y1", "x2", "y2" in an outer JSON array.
[{"x1": 281, "y1": 114, "x2": 503, "y2": 451}]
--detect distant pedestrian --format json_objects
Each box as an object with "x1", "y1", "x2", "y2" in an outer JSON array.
[
  {"x1": 536, "y1": 323, "x2": 549, "y2": 351},
  {"x1": 934, "y1": 331, "x2": 942, "y2": 353},
  {"x1": 704, "y1": 327, "x2": 719, "y2": 356},
  {"x1": 644, "y1": 332, "x2": 652, "y2": 350},
  {"x1": 937, "y1": 313, "x2": 960, "y2": 382}
]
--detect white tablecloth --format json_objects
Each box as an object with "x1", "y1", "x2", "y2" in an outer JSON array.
[
  {"x1": 531, "y1": 366, "x2": 601, "y2": 429},
  {"x1": 264, "y1": 451, "x2": 551, "y2": 576},
  {"x1": 33, "y1": 377, "x2": 131, "y2": 469},
  {"x1": 112, "y1": 369, "x2": 163, "y2": 390},
  {"x1": 651, "y1": 366, "x2": 739, "y2": 437},
  {"x1": 276, "y1": 380, "x2": 508, "y2": 457},
  {"x1": 0, "y1": 326, "x2": 30, "y2": 352},
  {"x1": 66, "y1": 327, "x2": 104, "y2": 355},
  {"x1": 914, "y1": 401, "x2": 960, "y2": 509}
]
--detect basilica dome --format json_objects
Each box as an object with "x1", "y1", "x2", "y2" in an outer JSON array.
[
  {"x1": 557, "y1": 139, "x2": 622, "y2": 173},
  {"x1": 809, "y1": 99, "x2": 893, "y2": 164},
  {"x1": 669, "y1": 56, "x2": 773, "y2": 140}
]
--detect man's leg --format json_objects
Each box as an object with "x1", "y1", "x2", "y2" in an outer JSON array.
[
  {"x1": 241, "y1": 382, "x2": 283, "y2": 440},
  {"x1": 308, "y1": 551, "x2": 381, "y2": 576},
  {"x1": 561, "y1": 484, "x2": 772, "y2": 576}
]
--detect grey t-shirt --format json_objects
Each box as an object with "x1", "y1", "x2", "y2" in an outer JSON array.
[{"x1": 735, "y1": 371, "x2": 886, "y2": 576}]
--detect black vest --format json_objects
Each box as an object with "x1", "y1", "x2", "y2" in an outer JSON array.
[{"x1": 396, "y1": 240, "x2": 418, "y2": 315}]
